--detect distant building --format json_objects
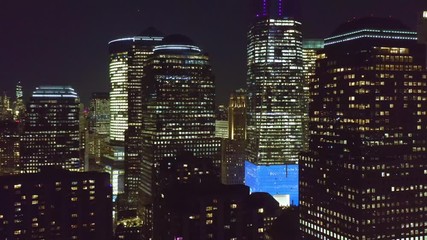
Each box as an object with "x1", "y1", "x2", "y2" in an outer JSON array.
[
  {"x1": 221, "y1": 89, "x2": 247, "y2": 185},
  {"x1": 228, "y1": 89, "x2": 247, "y2": 141},
  {"x1": 0, "y1": 92, "x2": 12, "y2": 120},
  {"x1": 13, "y1": 81, "x2": 25, "y2": 121},
  {"x1": 87, "y1": 92, "x2": 110, "y2": 170},
  {"x1": 215, "y1": 104, "x2": 229, "y2": 139},
  {"x1": 20, "y1": 86, "x2": 81, "y2": 173},
  {"x1": 300, "y1": 17, "x2": 427, "y2": 239},
  {"x1": 0, "y1": 120, "x2": 20, "y2": 175},
  {"x1": 215, "y1": 120, "x2": 229, "y2": 139},
  {"x1": 79, "y1": 103, "x2": 89, "y2": 171},
  {"x1": 0, "y1": 168, "x2": 112, "y2": 239},
  {"x1": 89, "y1": 92, "x2": 110, "y2": 136}
]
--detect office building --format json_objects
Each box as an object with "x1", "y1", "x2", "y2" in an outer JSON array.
[
  {"x1": 246, "y1": 0, "x2": 303, "y2": 204},
  {"x1": 87, "y1": 93, "x2": 110, "y2": 171},
  {"x1": 221, "y1": 89, "x2": 247, "y2": 185},
  {"x1": 20, "y1": 86, "x2": 81, "y2": 173},
  {"x1": 215, "y1": 104, "x2": 228, "y2": 139},
  {"x1": 13, "y1": 81, "x2": 25, "y2": 121},
  {"x1": 108, "y1": 28, "x2": 163, "y2": 203},
  {"x1": 108, "y1": 28, "x2": 164, "y2": 205},
  {"x1": 215, "y1": 120, "x2": 229, "y2": 139},
  {"x1": 140, "y1": 34, "x2": 220, "y2": 200},
  {"x1": 0, "y1": 120, "x2": 20, "y2": 175},
  {"x1": 89, "y1": 92, "x2": 110, "y2": 135},
  {"x1": 0, "y1": 92, "x2": 12, "y2": 120},
  {"x1": 0, "y1": 168, "x2": 112, "y2": 239},
  {"x1": 228, "y1": 89, "x2": 247, "y2": 141},
  {"x1": 300, "y1": 17, "x2": 427, "y2": 239},
  {"x1": 302, "y1": 39, "x2": 324, "y2": 151}
]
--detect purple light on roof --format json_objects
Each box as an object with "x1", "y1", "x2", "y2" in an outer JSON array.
[
  {"x1": 278, "y1": 0, "x2": 283, "y2": 16},
  {"x1": 263, "y1": 0, "x2": 267, "y2": 16}
]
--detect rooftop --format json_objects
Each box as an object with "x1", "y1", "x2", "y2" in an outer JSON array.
[{"x1": 331, "y1": 17, "x2": 410, "y2": 36}]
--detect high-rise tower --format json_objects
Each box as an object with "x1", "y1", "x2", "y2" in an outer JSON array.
[
  {"x1": 300, "y1": 17, "x2": 427, "y2": 239},
  {"x1": 13, "y1": 81, "x2": 25, "y2": 121},
  {"x1": 89, "y1": 92, "x2": 110, "y2": 136},
  {"x1": 108, "y1": 28, "x2": 163, "y2": 202},
  {"x1": 20, "y1": 86, "x2": 81, "y2": 173},
  {"x1": 140, "y1": 34, "x2": 219, "y2": 199},
  {"x1": 245, "y1": 0, "x2": 303, "y2": 206}
]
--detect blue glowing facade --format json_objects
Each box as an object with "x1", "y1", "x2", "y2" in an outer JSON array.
[{"x1": 245, "y1": 161, "x2": 298, "y2": 206}]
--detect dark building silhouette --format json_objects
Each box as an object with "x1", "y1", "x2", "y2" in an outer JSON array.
[
  {"x1": 20, "y1": 86, "x2": 81, "y2": 173},
  {"x1": 0, "y1": 168, "x2": 112, "y2": 239},
  {"x1": 300, "y1": 17, "x2": 427, "y2": 239},
  {"x1": 266, "y1": 206, "x2": 300, "y2": 240},
  {"x1": 152, "y1": 152, "x2": 281, "y2": 240}
]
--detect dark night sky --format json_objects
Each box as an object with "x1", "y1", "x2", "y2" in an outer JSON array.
[{"x1": 0, "y1": 0, "x2": 426, "y2": 104}]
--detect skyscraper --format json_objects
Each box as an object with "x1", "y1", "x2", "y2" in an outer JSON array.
[
  {"x1": 302, "y1": 39, "x2": 324, "y2": 151},
  {"x1": 87, "y1": 92, "x2": 110, "y2": 169},
  {"x1": 20, "y1": 86, "x2": 81, "y2": 173},
  {"x1": 108, "y1": 28, "x2": 164, "y2": 203},
  {"x1": 89, "y1": 92, "x2": 110, "y2": 136},
  {"x1": 13, "y1": 81, "x2": 25, "y2": 121},
  {"x1": 300, "y1": 17, "x2": 427, "y2": 239},
  {"x1": 140, "y1": 34, "x2": 219, "y2": 199},
  {"x1": 246, "y1": 0, "x2": 303, "y2": 205}
]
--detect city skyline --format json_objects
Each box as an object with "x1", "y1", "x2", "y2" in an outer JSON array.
[
  {"x1": 1, "y1": 1, "x2": 427, "y2": 239},
  {"x1": 0, "y1": 0, "x2": 426, "y2": 104}
]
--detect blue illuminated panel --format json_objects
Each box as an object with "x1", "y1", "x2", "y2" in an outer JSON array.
[{"x1": 245, "y1": 161, "x2": 298, "y2": 206}]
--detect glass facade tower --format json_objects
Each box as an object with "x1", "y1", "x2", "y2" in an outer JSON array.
[
  {"x1": 20, "y1": 86, "x2": 81, "y2": 173},
  {"x1": 108, "y1": 28, "x2": 163, "y2": 203},
  {"x1": 245, "y1": 0, "x2": 304, "y2": 205},
  {"x1": 140, "y1": 35, "x2": 220, "y2": 199},
  {"x1": 246, "y1": 18, "x2": 304, "y2": 165},
  {"x1": 300, "y1": 17, "x2": 427, "y2": 239}
]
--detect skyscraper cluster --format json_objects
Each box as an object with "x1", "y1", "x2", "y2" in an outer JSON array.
[{"x1": 1, "y1": 1, "x2": 427, "y2": 239}]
